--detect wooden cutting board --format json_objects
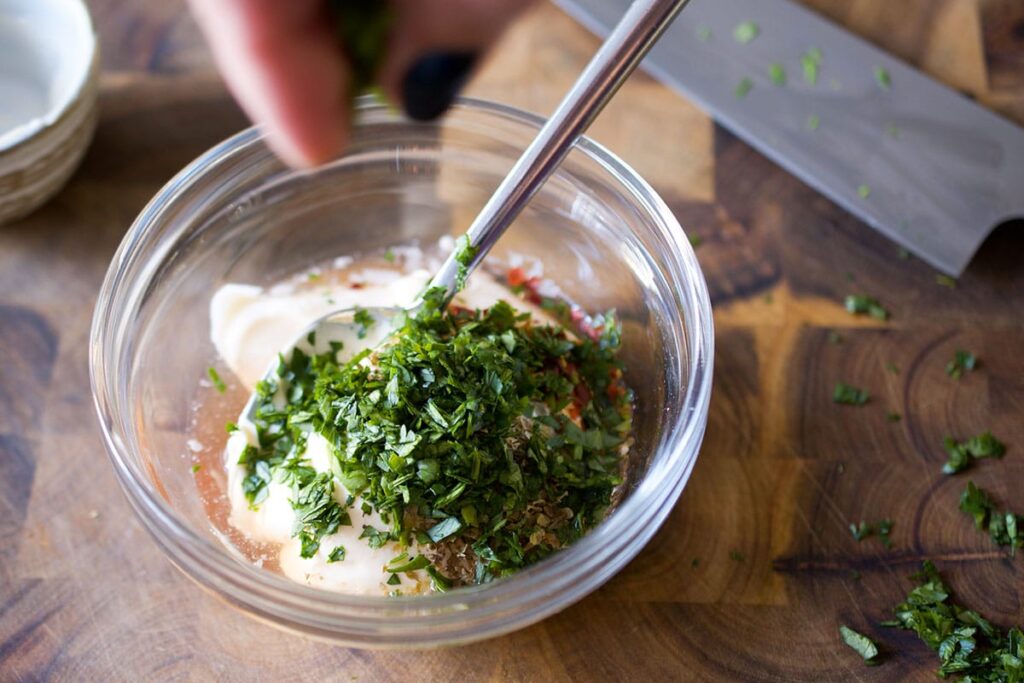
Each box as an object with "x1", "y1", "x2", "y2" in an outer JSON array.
[{"x1": 1, "y1": 1, "x2": 1022, "y2": 680}]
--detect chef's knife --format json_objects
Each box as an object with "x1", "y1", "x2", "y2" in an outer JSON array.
[{"x1": 554, "y1": 0, "x2": 1024, "y2": 275}]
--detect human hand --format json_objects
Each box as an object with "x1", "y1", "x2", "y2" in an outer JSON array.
[{"x1": 188, "y1": 0, "x2": 535, "y2": 167}]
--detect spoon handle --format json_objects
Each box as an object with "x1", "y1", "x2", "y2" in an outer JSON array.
[{"x1": 429, "y1": 0, "x2": 691, "y2": 302}]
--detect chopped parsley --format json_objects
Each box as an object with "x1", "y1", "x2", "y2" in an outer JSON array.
[
  {"x1": 936, "y1": 274, "x2": 958, "y2": 289},
  {"x1": 873, "y1": 66, "x2": 892, "y2": 90},
  {"x1": 844, "y1": 294, "x2": 889, "y2": 320},
  {"x1": 327, "y1": 545, "x2": 347, "y2": 563},
  {"x1": 833, "y1": 383, "x2": 869, "y2": 405},
  {"x1": 208, "y1": 366, "x2": 227, "y2": 393},
  {"x1": 768, "y1": 63, "x2": 786, "y2": 86},
  {"x1": 885, "y1": 361, "x2": 900, "y2": 374},
  {"x1": 857, "y1": 184, "x2": 872, "y2": 199},
  {"x1": 239, "y1": 284, "x2": 631, "y2": 585},
  {"x1": 886, "y1": 411, "x2": 901, "y2": 423},
  {"x1": 878, "y1": 519, "x2": 893, "y2": 548},
  {"x1": 959, "y1": 481, "x2": 1022, "y2": 554},
  {"x1": 801, "y1": 47, "x2": 822, "y2": 84},
  {"x1": 328, "y1": 0, "x2": 393, "y2": 99},
  {"x1": 735, "y1": 77, "x2": 753, "y2": 98},
  {"x1": 383, "y1": 248, "x2": 395, "y2": 263},
  {"x1": 807, "y1": 114, "x2": 821, "y2": 131},
  {"x1": 848, "y1": 519, "x2": 893, "y2": 547},
  {"x1": 827, "y1": 330, "x2": 843, "y2": 345},
  {"x1": 946, "y1": 350, "x2": 977, "y2": 379},
  {"x1": 352, "y1": 307, "x2": 375, "y2": 339},
  {"x1": 849, "y1": 521, "x2": 872, "y2": 541},
  {"x1": 729, "y1": 550, "x2": 745, "y2": 562},
  {"x1": 883, "y1": 561, "x2": 1024, "y2": 679},
  {"x1": 839, "y1": 625, "x2": 880, "y2": 663},
  {"x1": 191, "y1": 463, "x2": 202, "y2": 473},
  {"x1": 453, "y1": 235, "x2": 478, "y2": 291},
  {"x1": 733, "y1": 21, "x2": 759, "y2": 44},
  {"x1": 942, "y1": 432, "x2": 1006, "y2": 474},
  {"x1": 696, "y1": 25, "x2": 712, "y2": 41},
  {"x1": 688, "y1": 234, "x2": 703, "y2": 248}
]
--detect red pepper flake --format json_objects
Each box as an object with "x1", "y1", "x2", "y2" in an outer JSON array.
[{"x1": 507, "y1": 267, "x2": 528, "y2": 287}]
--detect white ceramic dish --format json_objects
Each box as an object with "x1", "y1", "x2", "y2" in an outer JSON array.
[{"x1": 0, "y1": 0, "x2": 98, "y2": 224}]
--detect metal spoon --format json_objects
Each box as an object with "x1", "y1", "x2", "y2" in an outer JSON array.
[{"x1": 244, "y1": 0, "x2": 690, "y2": 421}]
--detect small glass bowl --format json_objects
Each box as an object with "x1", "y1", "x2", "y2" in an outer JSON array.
[{"x1": 90, "y1": 97, "x2": 713, "y2": 648}]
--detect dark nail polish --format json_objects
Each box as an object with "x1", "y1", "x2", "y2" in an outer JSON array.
[{"x1": 402, "y1": 52, "x2": 477, "y2": 121}]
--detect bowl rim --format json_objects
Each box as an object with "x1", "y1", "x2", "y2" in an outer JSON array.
[
  {"x1": 90, "y1": 96, "x2": 715, "y2": 646},
  {"x1": 0, "y1": 0, "x2": 98, "y2": 153}
]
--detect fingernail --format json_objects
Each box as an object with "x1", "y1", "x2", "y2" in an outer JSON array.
[{"x1": 402, "y1": 52, "x2": 477, "y2": 121}]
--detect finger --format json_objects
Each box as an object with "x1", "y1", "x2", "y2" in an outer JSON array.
[
  {"x1": 378, "y1": 0, "x2": 537, "y2": 119},
  {"x1": 187, "y1": 0, "x2": 351, "y2": 167}
]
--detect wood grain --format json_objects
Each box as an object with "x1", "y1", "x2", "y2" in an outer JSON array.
[{"x1": 1, "y1": 1, "x2": 1022, "y2": 680}]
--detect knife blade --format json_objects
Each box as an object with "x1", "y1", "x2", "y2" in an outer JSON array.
[{"x1": 554, "y1": 0, "x2": 1024, "y2": 275}]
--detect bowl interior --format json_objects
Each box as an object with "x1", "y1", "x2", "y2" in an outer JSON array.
[{"x1": 0, "y1": 0, "x2": 94, "y2": 149}]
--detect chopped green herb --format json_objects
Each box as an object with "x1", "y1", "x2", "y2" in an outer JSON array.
[
  {"x1": 425, "y1": 565, "x2": 452, "y2": 592},
  {"x1": 834, "y1": 383, "x2": 869, "y2": 405},
  {"x1": 946, "y1": 350, "x2": 977, "y2": 379},
  {"x1": 328, "y1": 0, "x2": 394, "y2": 100},
  {"x1": 960, "y1": 481, "x2": 1023, "y2": 554},
  {"x1": 839, "y1": 625, "x2": 880, "y2": 663},
  {"x1": 877, "y1": 519, "x2": 893, "y2": 548},
  {"x1": 884, "y1": 561, "x2": 1024, "y2": 679},
  {"x1": 307, "y1": 271, "x2": 321, "y2": 281},
  {"x1": 849, "y1": 520, "x2": 893, "y2": 546},
  {"x1": 735, "y1": 77, "x2": 754, "y2": 98},
  {"x1": 827, "y1": 330, "x2": 843, "y2": 345},
  {"x1": 768, "y1": 63, "x2": 786, "y2": 85},
  {"x1": 386, "y1": 573, "x2": 401, "y2": 586},
  {"x1": 857, "y1": 184, "x2": 871, "y2": 199},
  {"x1": 453, "y1": 234, "x2": 478, "y2": 291},
  {"x1": 352, "y1": 307, "x2": 375, "y2": 339},
  {"x1": 426, "y1": 516, "x2": 463, "y2": 543},
  {"x1": 807, "y1": 114, "x2": 821, "y2": 131},
  {"x1": 733, "y1": 21, "x2": 759, "y2": 44},
  {"x1": 885, "y1": 362, "x2": 900, "y2": 374},
  {"x1": 691, "y1": 557, "x2": 700, "y2": 568},
  {"x1": 844, "y1": 295, "x2": 889, "y2": 321},
  {"x1": 207, "y1": 367, "x2": 226, "y2": 393},
  {"x1": 850, "y1": 521, "x2": 873, "y2": 541},
  {"x1": 386, "y1": 553, "x2": 431, "y2": 573},
  {"x1": 225, "y1": 421, "x2": 238, "y2": 433},
  {"x1": 801, "y1": 47, "x2": 822, "y2": 84},
  {"x1": 383, "y1": 248, "x2": 395, "y2": 263},
  {"x1": 873, "y1": 66, "x2": 892, "y2": 90},
  {"x1": 696, "y1": 25, "x2": 712, "y2": 41},
  {"x1": 897, "y1": 247, "x2": 910, "y2": 260},
  {"x1": 887, "y1": 412, "x2": 901, "y2": 423},
  {"x1": 885, "y1": 123, "x2": 900, "y2": 139},
  {"x1": 942, "y1": 431, "x2": 1006, "y2": 474},
  {"x1": 936, "y1": 274, "x2": 958, "y2": 288},
  {"x1": 729, "y1": 550, "x2": 745, "y2": 562},
  {"x1": 239, "y1": 284, "x2": 632, "y2": 586},
  {"x1": 191, "y1": 463, "x2": 202, "y2": 473},
  {"x1": 688, "y1": 234, "x2": 703, "y2": 248},
  {"x1": 291, "y1": 472, "x2": 352, "y2": 558},
  {"x1": 327, "y1": 545, "x2": 347, "y2": 563}
]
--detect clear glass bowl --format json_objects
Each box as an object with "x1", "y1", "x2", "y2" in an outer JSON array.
[{"x1": 89, "y1": 97, "x2": 714, "y2": 648}]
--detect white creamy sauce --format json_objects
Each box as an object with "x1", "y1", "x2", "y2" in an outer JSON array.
[{"x1": 210, "y1": 253, "x2": 553, "y2": 595}]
